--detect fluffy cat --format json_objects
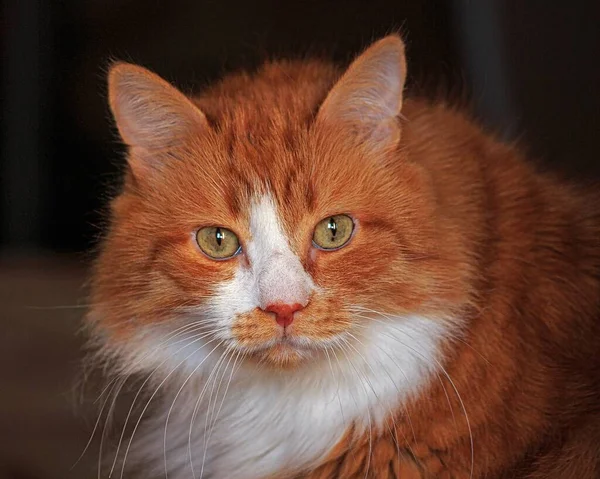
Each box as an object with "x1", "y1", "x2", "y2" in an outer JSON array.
[{"x1": 88, "y1": 35, "x2": 600, "y2": 478}]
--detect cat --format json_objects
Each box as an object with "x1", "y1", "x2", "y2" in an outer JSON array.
[{"x1": 87, "y1": 34, "x2": 600, "y2": 478}]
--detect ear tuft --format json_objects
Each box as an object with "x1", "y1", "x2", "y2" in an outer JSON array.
[
  {"x1": 108, "y1": 62, "x2": 208, "y2": 151},
  {"x1": 317, "y1": 35, "x2": 407, "y2": 145}
]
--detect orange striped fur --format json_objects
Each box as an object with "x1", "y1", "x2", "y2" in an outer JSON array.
[{"x1": 88, "y1": 35, "x2": 600, "y2": 478}]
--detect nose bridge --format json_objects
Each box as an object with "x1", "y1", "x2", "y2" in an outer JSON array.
[
  {"x1": 247, "y1": 194, "x2": 314, "y2": 310},
  {"x1": 257, "y1": 250, "x2": 311, "y2": 309}
]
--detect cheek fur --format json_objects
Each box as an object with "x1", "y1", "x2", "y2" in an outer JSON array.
[
  {"x1": 307, "y1": 217, "x2": 450, "y2": 317},
  {"x1": 231, "y1": 309, "x2": 278, "y2": 347},
  {"x1": 156, "y1": 236, "x2": 238, "y2": 295},
  {"x1": 292, "y1": 295, "x2": 352, "y2": 341}
]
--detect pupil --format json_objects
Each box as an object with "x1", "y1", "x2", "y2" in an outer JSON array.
[
  {"x1": 328, "y1": 218, "x2": 337, "y2": 238},
  {"x1": 215, "y1": 228, "x2": 224, "y2": 246}
]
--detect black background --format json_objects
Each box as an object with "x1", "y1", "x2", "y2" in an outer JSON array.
[{"x1": 2, "y1": 1, "x2": 599, "y2": 254}]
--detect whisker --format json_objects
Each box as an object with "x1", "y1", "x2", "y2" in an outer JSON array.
[
  {"x1": 187, "y1": 344, "x2": 232, "y2": 479},
  {"x1": 79, "y1": 321, "x2": 216, "y2": 472},
  {"x1": 323, "y1": 346, "x2": 345, "y2": 423},
  {"x1": 99, "y1": 375, "x2": 129, "y2": 479},
  {"x1": 205, "y1": 346, "x2": 235, "y2": 439},
  {"x1": 200, "y1": 347, "x2": 232, "y2": 474},
  {"x1": 109, "y1": 330, "x2": 220, "y2": 478},
  {"x1": 200, "y1": 346, "x2": 240, "y2": 478},
  {"x1": 345, "y1": 328, "x2": 418, "y2": 467},
  {"x1": 162, "y1": 340, "x2": 228, "y2": 479},
  {"x1": 355, "y1": 310, "x2": 474, "y2": 479},
  {"x1": 208, "y1": 348, "x2": 243, "y2": 433},
  {"x1": 72, "y1": 378, "x2": 118, "y2": 472},
  {"x1": 337, "y1": 338, "x2": 373, "y2": 479},
  {"x1": 349, "y1": 315, "x2": 420, "y2": 446},
  {"x1": 25, "y1": 304, "x2": 92, "y2": 310},
  {"x1": 119, "y1": 336, "x2": 225, "y2": 479}
]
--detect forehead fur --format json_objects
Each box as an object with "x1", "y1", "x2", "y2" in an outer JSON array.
[
  {"x1": 126, "y1": 60, "x2": 414, "y2": 248},
  {"x1": 194, "y1": 60, "x2": 341, "y2": 133}
]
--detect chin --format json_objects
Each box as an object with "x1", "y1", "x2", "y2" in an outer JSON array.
[{"x1": 243, "y1": 337, "x2": 323, "y2": 369}]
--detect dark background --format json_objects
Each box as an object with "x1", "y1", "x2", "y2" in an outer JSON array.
[
  {"x1": 3, "y1": 0, "x2": 600, "y2": 254},
  {"x1": 0, "y1": 1, "x2": 599, "y2": 478}
]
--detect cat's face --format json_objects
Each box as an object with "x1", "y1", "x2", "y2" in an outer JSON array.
[{"x1": 91, "y1": 36, "x2": 454, "y2": 371}]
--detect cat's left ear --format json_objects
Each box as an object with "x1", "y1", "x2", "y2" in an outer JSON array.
[{"x1": 316, "y1": 35, "x2": 406, "y2": 148}]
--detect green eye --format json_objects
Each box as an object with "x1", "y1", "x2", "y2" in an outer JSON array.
[
  {"x1": 196, "y1": 227, "x2": 241, "y2": 259},
  {"x1": 312, "y1": 214, "x2": 354, "y2": 250}
]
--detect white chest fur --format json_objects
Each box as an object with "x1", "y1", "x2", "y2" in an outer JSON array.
[{"x1": 133, "y1": 316, "x2": 447, "y2": 479}]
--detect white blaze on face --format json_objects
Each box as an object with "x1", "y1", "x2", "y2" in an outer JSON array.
[
  {"x1": 247, "y1": 195, "x2": 314, "y2": 309},
  {"x1": 210, "y1": 194, "x2": 314, "y2": 335}
]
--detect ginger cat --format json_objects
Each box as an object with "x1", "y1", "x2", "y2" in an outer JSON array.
[{"x1": 88, "y1": 35, "x2": 600, "y2": 478}]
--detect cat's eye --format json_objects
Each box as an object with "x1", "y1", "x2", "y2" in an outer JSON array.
[
  {"x1": 196, "y1": 227, "x2": 241, "y2": 260},
  {"x1": 312, "y1": 214, "x2": 354, "y2": 250}
]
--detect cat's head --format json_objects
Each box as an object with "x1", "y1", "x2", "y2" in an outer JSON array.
[{"x1": 90, "y1": 35, "x2": 462, "y2": 372}]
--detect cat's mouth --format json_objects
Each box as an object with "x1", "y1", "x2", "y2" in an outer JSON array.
[
  {"x1": 229, "y1": 307, "x2": 348, "y2": 367},
  {"x1": 238, "y1": 334, "x2": 323, "y2": 367},
  {"x1": 251, "y1": 335, "x2": 315, "y2": 353}
]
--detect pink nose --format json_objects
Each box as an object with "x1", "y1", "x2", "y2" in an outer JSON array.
[{"x1": 264, "y1": 303, "x2": 304, "y2": 328}]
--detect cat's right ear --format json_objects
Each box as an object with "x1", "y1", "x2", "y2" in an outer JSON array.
[{"x1": 108, "y1": 63, "x2": 208, "y2": 173}]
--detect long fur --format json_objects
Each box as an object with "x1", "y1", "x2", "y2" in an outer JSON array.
[{"x1": 86, "y1": 36, "x2": 600, "y2": 478}]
